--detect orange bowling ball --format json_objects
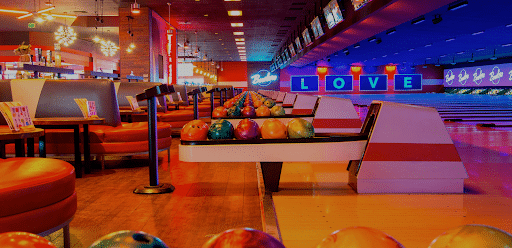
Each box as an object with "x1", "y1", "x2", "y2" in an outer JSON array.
[
  {"x1": 253, "y1": 100, "x2": 263, "y2": 108},
  {"x1": 202, "y1": 228, "x2": 285, "y2": 248},
  {"x1": 260, "y1": 119, "x2": 287, "y2": 139},
  {"x1": 0, "y1": 232, "x2": 56, "y2": 248},
  {"x1": 316, "y1": 227, "x2": 404, "y2": 248},
  {"x1": 181, "y1": 120, "x2": 209, "y2": 141},
  {"x1": 224, "y1": 100, "x2": 234, "y2": 109},
  {"x1": 428, "y1": 224, "x2": 512, "y2": 248},
  {"x1": 212, "y1": 107, "x2": 228, "y2": 118},
  {"x1": 255, "y1": 106, "x2": 271, "y2": 117}
]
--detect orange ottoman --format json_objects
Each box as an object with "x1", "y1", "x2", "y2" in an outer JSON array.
[{"x1": 0, "y1": 158, "x2": 76, "y2": 248}]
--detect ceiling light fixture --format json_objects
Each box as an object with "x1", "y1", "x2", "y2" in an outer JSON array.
[
  {"x1": 235, "y1": 38, "x2": 245, "y2": 42},
  {"x1": 457, "y1": 51, "x2": 465, "y2": 54},
  {"x1": 354, "y1": 43, "x2": 361, "y2": 48},
  {"x1": 411, "y1": 15, "x2": 426, "y2": 25},
  {"x1": 448, "y1": 0, "x2": 468, "y2": 11},
  {"x1": 0, "y1": 9, "x2": 29, "y2": 14},
  {"x1": 386, "y1": 28, "x2": 396, "y2": 35},
  {"x1": 472, "y1": 31, "x2": 484, "y2": 35},
  {"x1": 233, "y1": 32, "x2": 244, "y2": 35},
  {"x1": 476, "y1": 48, "x2": 485, "y2": 51},
  {"x1": 131, "y1": 0, "x2": 140, "y2": 14},
  {"x1": 502, "y1": 43, "x2": 512, "y2": 47},
  {"x1": 100, "y1": 40, "x2": 119, "y2": 56},
  {"x1": 446, "y1": 38, "x2": 456, "y2": 42},
  {"x1": 231, "y1": 23, "x2": 243, "y2": 27},
  {"x1": 368, "y1": 37, "x2": 377, "y2": 42},
  {"x1": 45, "y1": 0, "x2": 53, "y2": 6},
  {"x1": 54, "y1": 26, "x2": 77, "y2": 47},
  {"x1": 432, "y1": 14, "x2": 442, "y2": 24},
  {"x1": 228, "y1": 10, "x2": 242, "y2": 16}
]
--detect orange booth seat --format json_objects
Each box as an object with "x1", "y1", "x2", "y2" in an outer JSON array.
[
  {"x1": 0, "y1": 157, "x2": 76, "y2": 248},
  {"x1": 1, "y1": 79, "x2": 173, "y2": 167}
]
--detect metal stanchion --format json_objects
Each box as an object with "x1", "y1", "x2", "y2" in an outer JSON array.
[{"x1": 133, "y1": 84, "x2": 176, "y2": 194}]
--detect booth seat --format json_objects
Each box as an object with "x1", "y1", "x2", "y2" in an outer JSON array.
[
  {"x1": 1, "y1": 79, "x2": 173, "y2": 166},
  {"x1": 0, "y1": 157, "x2": 76, "y2": 248}
]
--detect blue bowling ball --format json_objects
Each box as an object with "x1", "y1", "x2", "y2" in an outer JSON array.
[{"x1": 89, "y1": 230, "x2": 168, "y2": 248}]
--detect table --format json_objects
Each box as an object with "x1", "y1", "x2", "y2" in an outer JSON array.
[
  {"x1": 0, "y1": 128, "x2": 45, "y2": 158},
  {"x1": 33, "y1": 117, "x2": 105, "y2": 178},
  {"x1": 179, "y1": 134, "x2": 368, "y2": 192},
  {"x1": 120, "y1": 109, "x2": 145, "y2": 123}
]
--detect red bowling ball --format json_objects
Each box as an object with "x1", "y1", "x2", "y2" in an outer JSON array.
[
  {"x1": 241, "y1": 106, "x2": 256, "y2": 117},
  {"x1": 202, "y1": 228, "x2": 285, "y2": 248},
  {"x1": 212, "y1": 107, "x2": 228, "y2": 118},
  {"x1": 234, "y1": 119, "x2": 260, "y2": 140}
]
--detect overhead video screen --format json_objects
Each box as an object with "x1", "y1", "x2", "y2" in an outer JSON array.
[
  {"x1": 351, "y1": 0, "x2": 373, "y2": 10},
  {"x1": 310, "y1": 16, "x2": 324, "y2": 39},
  {"x1": 324, "y1": 0, "x2": 344, "y2": 29},
  {"x1": 302, "y1": 28, "x2": 313, "y2": 46},
  {"x1": 295, "y1": 37, "x2": 303, "y2": 52}
]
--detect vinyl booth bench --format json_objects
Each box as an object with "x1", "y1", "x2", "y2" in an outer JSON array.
[{"x1": 0, "y1": 79, "x2": 173, "y2": 172}]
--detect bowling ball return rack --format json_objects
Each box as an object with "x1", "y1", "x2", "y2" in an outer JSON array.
[{"x1": 180, "y1": 101, "x2": 468, "y2": 194}]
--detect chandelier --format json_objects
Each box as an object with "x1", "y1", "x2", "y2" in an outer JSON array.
[
  {"x1": 54, "y1": 26, "x2": 77, "y2": 46},
  {"x1": 100, "y1": 40, "x2": 119, "y2": 57}
]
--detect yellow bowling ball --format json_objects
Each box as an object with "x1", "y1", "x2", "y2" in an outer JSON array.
[{"x1": 429, "y1": 224, "x2": 512, "y2": 248}]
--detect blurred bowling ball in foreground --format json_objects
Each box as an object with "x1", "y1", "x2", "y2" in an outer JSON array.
[
  {"x1": 235, "y1": 119, "x2": 260, "y2": 140},
  {"x1": 181, "y1": 120, "x2": 209, "y2": 141},
  {"x1": 0, "y1": 232, "x2": 56, "y2": 248},
  {"x1": 260, "y1": 119, "x2": 287, "y2": 139},
  {"x1": 428, "y1": 224, "x2": 512, "y2": 248},
  {"x1": 202, "y1": 228, "x2": 285, "y2": 248},
  {"x1": 89, "y1": 230, "x2": 168, "y2": 248},
  {"x1": 255, "y1": 106, "x2": 271, "y2": 117},
  {"x1": 227, "y1": 106, "x2": 242, "y2": 117},
  {"x1": 242, "y1": 106, "x2": 256, "y2": 117},
  {"x1": 287, "y1": 118, "x2": 314, "y2": 138},
  {"x1": 264, "y1": 99, "x2": 276, "y2": 108},
  {"x1": 212, "y1": 107, "x2": 228, "y2": 118},
  {"x1": 316, "y1": 227, "x2": 404, "y2": 248},
  {"x1": 270, "y1": 105, "x2": 285, "y2": 116},
  {"x1": 208, "y1": 120, "x2": 234, "y2": 140}
]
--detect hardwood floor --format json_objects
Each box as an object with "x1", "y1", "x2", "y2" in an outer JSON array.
[{"x1": 47, "y1": 139, "x2": 262, "y2": 248}]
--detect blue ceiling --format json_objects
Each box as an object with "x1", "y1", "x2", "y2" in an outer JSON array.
[{"x1": 308, "y1": 0, "x2": 512, "y2": 68}]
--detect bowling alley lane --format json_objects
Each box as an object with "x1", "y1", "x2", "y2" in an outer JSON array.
[{"x1": 271, "y1": 123, "x2": 512, "y2": 248}]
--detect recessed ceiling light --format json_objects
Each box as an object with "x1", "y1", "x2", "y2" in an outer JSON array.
[
  {"x1": 236, "y1": 42, "x2": 245, "y2": 45},
  {"x1": 507, "y1": 23, "x2": 512, "y2": 28},
  {"x1": 425, "y1": 44, "x2": 432, "y2": 47},
  {"x1": 476, "y1": 48, "x2": 485, "y2": 51},
  {"x1": 231, "y1": 23, "x2": 243, "y2": 27},
  {"x1": 472, "y1": 31, "x2": 484, "y2": 35},
  {"x1": 502, "y1": 43, "x2": 512, "y2": 47},
  {"x1": 228, "y1": 10, "x2": 242, "y2": 16},
  {"x1": 408, "y1": 48, "x2": 414, "y2": 51},
  {"x1": 233, "y1": 32, "x2": 244, "y2": 35},
  {"x1": 440, "y1": 54, "x2": 447, "y2": 57},
  {"x1": 446, "y1": 38, "x2": 455, "y2": 42},
  {"x1": 457, "y1": 51, "x2": 465, "y2": 54},
  {"x1": 235, "y1": 38, "x2": 245, "y2": 41},
  {"x1": 204, "y1": 14, "x2": 208, "y2": 17}
]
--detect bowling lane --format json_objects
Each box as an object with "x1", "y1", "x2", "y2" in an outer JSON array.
[{"x1": 270, "y1": 122, "x2": 512, "y2": 247}]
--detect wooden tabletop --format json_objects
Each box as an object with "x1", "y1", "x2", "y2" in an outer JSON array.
[
  {"x1": 0, "y1": 128, "x2": 45, "y2": 140},
  {"x1": 120, "y1": 109, "x2": 145, "y2": 115},
  {"x1": 33, "y1": 117, "x2": 105, "y2": 125}
]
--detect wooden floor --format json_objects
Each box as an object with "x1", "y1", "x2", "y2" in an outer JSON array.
[
  {"x1": 45, "y1": 122, "x2": 512, "y2": 247},
  {"x1": 273, "y1": 122, "x2": 512, "y2": 247},
  {"x1": 47, "y1": 139, "x2": 262, "y2": 248}
]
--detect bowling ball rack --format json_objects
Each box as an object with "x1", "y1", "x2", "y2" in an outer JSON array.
[{"x1": 133, "y1": 84, "x2": 176, "y2": 194}]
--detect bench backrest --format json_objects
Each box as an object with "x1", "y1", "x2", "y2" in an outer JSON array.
[
  {"x1": 4, "y1": 79, "x2": 121, "y2": 127},
  {"x1": 115, "y1": 82, "x2": 166, "y2": 107}
]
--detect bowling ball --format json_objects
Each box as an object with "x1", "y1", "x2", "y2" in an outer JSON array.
[
  {"x1": 181, "y1": 120, "x2": 209, "y2": 141},
  {"x1": 208, "y1": 120, "x2": 234, "y2": 140},
  {"x1": 255, "y1": 106, "x2": 271, "y2": 117},
  {"x1": 316, "y1": 227, "x2": 404, "y2": 248},
  {"x1": 242, "y1": 106, "x2": 256, "y2": 117},
  {"x1": 270, "y1": 105, "x2": 285, "y2": 116},
  {"x1": 287, "y1": 118, "x2": 314, "y2": 138},
  {"x1": 227, "y1": 106, "x2": 242, "y2": 117},
  {"x1": 264, "y1": 99, "x2": 276, "y2": 108},
  {"x1": 212, "y1": 107, "x2": 228, "y2": 118},
  {"x1": 223, "y1": 100, "x2": 234, "y2": 109},
  {"x1": 260, "y1": 119, "x2": 287, "y2": 139},
  {"x1": 428, "y1": 224, "x2": 512, "y2": 248},
  {"x1": 89, "y1": 230, "x2": 169, "y2": 248},
  {"x1": 202, "y1": 228, "x2": 285, "y2": 248},
  {"x1": 253, "y1": 100, "x2": 263, "y2": 108},
  {"x1": 235, "y1": 119, "x2": 260, "y2": 140},
  {"x1": 0, "y1": 232, "x2": 56, "y2": 248}
]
